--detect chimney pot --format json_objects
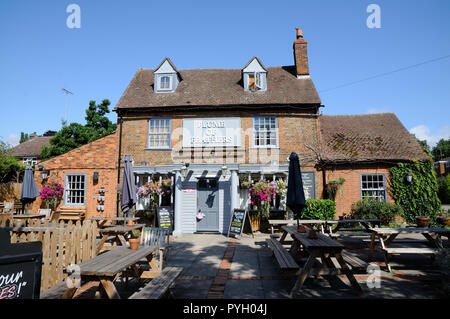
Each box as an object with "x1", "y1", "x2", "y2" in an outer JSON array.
[{"x1": 296, "y1": 28, "x2": 303, "y2": 39}]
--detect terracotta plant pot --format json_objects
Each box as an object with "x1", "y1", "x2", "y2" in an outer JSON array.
[
  {"x1": 437, "y1": 217, "x2": 450, "y2": 226},
  {"x1": 127, "y1": 219, "x2": 134, "y2": 226},
  {"x1": 129, "y1": 238, "x2": 140, "y2": 250},
  {"x1": 415, "y1": 216, "x2": 430, "y2": 227},
  {"x1": 297, "y1": 225, "x2": 307, "y2": 233}
]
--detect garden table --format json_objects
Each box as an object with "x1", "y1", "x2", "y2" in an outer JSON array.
[
  {"x1": 280, "y1": 225, "x2": 364, "y2": 296},
  {"x1": 62, "y1": 245, "x2": 159, "y2": 299},
  {"x1": 368, "y1": 227, "x2": 450, "y2": 272},
  {"x1": 89, "y1": 216, "x2": 140, "y2": 229},
  {"x1": 96, "y1": 223, "x2": 145, "y2": 254}
]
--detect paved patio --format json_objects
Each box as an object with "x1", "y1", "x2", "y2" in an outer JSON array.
[{"x1": 72, "y1": 232, "x2": 448, "y2": 299}]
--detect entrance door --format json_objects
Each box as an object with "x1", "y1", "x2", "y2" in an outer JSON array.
[{"x1": 197, "y1": 178, "x2": 219, "y2": 232}]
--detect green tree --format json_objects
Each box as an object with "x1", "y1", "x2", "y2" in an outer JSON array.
[
  {"x1": 40, "y1": 100, "x2": 117, "y2": 161},
  {"x1": 19, "y1": 132, "x2": 29, "y2": 144},
  {"x1": 0, "y1": 138, "x2": 25, "y2": 183},
  {"x1": 432, "y1": 138, "x2": 450, "y2": 161}
]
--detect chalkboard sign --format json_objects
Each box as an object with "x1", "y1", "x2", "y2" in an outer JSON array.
[
  {"x1": 0, "y1": 230, "x2": 42, "y2": 299},
  {"x1": 301, "y1": 172, "x2": 316, "y2": 199},
  {"x1": 227, "y1": 209, "x2": 247, "y2": 237},
  {"x1": 157, "y1": 206, "x2": 173, "y2": 233}
]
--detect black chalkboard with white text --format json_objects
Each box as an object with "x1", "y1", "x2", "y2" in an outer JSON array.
[
  {"x1": 0, "y1": 229, "x2": 42, "y2": 299},
  {"x1": 157, "y1": 206, "x2": 173, "y2": 233},
  {"x1": 228, "y1": 209, "x2": 247, "y2": 237}
]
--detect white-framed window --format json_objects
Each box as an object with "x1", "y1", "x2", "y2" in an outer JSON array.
[
  {"x1": 64, "y1": 173, "x2": 87, "y2": 207},
  {"x1": 147, "y1": 118, "x2": 172, "y2": 149},
  {"x1": 252, "y1": 116, "x2": 278, "y2": 148},
  {"x1": 23, "y1": 157, "x2": 37, "y2": 166},
  {"x1": 160, "y1": 76, "x2": 171, "y2": 90},
  {"x1": 247, "y1": 72, "x2": 264, "y2": 91},
  {"x1": 360, "y1": 173, "x2": 386, "y2": 202}
]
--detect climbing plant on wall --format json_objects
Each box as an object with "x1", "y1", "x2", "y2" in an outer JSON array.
[{"x1": 389, "y1": 158, "x2": 441, "y2": 224}]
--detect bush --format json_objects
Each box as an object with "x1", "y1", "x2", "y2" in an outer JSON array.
[
  {"x1": 300, "y1": 199, "x2": 336, "y2": 220},
  {"x1": 349, "y1": 198, "x2": 404, "y2": 226},
  {"x1": 437, "y1": 175, "x2": 450, "y2": 204}
]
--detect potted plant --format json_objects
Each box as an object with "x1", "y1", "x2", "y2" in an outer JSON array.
[
  {"x1": 129, "y1": 230, "x2": 141, "y2": 250},
  {"x1": 248, "y1": 181, "x2": 277, "y2": 231},
  {"x1": 437, "y1": 212, "x2": 450, "y2": 226},
  {"x1": 415, "y1": 215, "x2": 431, "y2": 227},
  {"x1": 39, "y1": 182, "x2": 64, "y2": 211}
]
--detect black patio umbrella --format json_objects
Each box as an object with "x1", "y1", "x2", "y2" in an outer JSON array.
[
  {"x1": 20, "y1": 165, "x2": 41, "y2": 214},
  {"x1": 286, "y1": 152, "x2": 307, "y2": 227},
  {"x1": 121, "y1": 155, "x2": 137, "y2": 219}
]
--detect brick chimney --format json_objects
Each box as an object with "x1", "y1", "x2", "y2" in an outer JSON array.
[{"x1": 293, "y1": 28, "x2": 309, "y2": 78}]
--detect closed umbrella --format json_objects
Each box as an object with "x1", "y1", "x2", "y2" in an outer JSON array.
[
  {"x1": 121, "y1": 155, "x2": 137, "y2": 220},
  {"x1": 286, "y1": 152, "x2": 306, "y2": 227},
  {"x1": 20, "y1": 165, "x2": 41, "y2": 214}
]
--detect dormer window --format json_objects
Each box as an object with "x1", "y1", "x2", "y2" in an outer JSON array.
[
  {"x1": 154, "y1": 58, "x2": 179, "y2": 93},
  {"x1": 242, "y1": 57, "x2": 267, "y2": 92},
  {"x1": 160, "y1": 76, "x2": 171, "y2": 90}
]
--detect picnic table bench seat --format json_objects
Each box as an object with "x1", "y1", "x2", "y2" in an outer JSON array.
[
  {"x1": 341, "y1": 250, "x2": 369, "y2": 274},
  {"x1": 129, "y1": 266, "x2": 182, "y2": 299},
  {"x1": 40, "y1": 282, "x2": 69, "y2": 299},
  {"x1": 382, "y1": 247, "x2": 443, "y2": 255},
  {"x1": 266, "y1": 238, "x2": 299, "y2": 271}
]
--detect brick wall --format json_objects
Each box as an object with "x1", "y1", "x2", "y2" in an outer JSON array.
[
  {"x1": 119, "y1": 109, "x2": 320, "y2": 167},
  {"x1": 32, "y1": 132, "x2": 119, "y2": 219},
  {"x1": 319, "y1": 164, "x2": 395, "y2": 217}
]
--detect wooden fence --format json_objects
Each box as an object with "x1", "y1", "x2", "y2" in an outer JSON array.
[{"x1": 0, "y1": 218, "x2": 98, "y2": 292}]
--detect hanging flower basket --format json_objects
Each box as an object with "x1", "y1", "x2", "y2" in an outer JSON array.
[{"x1": 248, "y1": 181, "x2": 277, "y2": 219}]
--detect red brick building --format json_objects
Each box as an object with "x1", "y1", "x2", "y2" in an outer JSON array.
[
  {"x1": 113, "y1": 29, "x2": 428, "y2": 235},
  {"x1": 33, "y1": 132, "x2": 119, "y2": 221},
  {"x1": 31, "y1": 29, "x2": 428, "y2": 230}
]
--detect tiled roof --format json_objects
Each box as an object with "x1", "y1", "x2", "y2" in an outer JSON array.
[
  {"x1": 114, "y1": 66, "x2": 321, "y2": 110},
  {"x1": 319, "y1": 113, "x2": 430, "y2": 162},
  {"x1": 11, "y1": 136, "x2": 52, "y2": 158}
]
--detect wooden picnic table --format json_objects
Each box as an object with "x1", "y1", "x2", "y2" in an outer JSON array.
[
  {"x1": 89, "y1": 216, "x2": 140, "y2": 229},
  {"x1": 280, "y1": 225, "x2": 364, "y2": 296},
  {"x1": 269, "y1": 219, "x2": 381, "y2": 236},
  {"x1": 12, "y1": 213, "x2": 47, "y2": 219},
  {"x1": 368, "y1": 227, "x2": 450, "y2": 272},
  {"x1": 96, "y1": 224, "x2": 145, "y2": 254},
  {"x1": 62, "y1": 245, "x2": 159, "y2": 299}
]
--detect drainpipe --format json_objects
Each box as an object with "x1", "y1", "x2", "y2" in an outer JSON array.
[{"x1": 116, "y1": 115, "x2": 124, "y2": 217}]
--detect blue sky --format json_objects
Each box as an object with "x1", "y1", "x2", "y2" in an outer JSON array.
[{"x1": 1, "y1": 0, "x2": 449, "y2": 148}]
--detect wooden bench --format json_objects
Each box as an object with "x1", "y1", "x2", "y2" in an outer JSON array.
[
  {"x1": 129, "y1": 266, "x2": 182, "y2": 299},
  {"x1": 140, "y1": 227, "x2": 171, "y2": 270},
  {"x1": 266, "y1": 238, "x2": 299, "y2": 271},
  {"x1": 341, "y1": 250, "x2": 369, "y2": 274},
  {"x1": 382, "y1": 247, "x2": 443, "y2": 255},
  {"x1": 40, "y1": 282, "x2": 68, "y2": 299}
]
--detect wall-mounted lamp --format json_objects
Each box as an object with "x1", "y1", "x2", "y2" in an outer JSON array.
[
  {"x1": 181, "y1": 163, "x2": 189, "y2": 179},
  {"x1": 221, "y1": 165, "x2": 228, "y2": 179},
  {"x1": 38, "y1": 164, "x2": 44, "y2": 171},
  {"x1": 41, "y1": 170, "x2": 49, "y2": 180},
  {"x1": 93, "y1": 171, "x2": 99, "y2": 183},
  {"x1": 406, "y1": 172, "x2": 413, "y2": 183}
]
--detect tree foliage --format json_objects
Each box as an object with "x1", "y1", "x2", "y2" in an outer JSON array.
[
  {"x1": 20, "y1": 132, "x2": 29, "y2": 144},
  {"x1": 0, "y1": 139, "x2": 25, "y2": 183},
  {"x1": 432, "y1": 138, "x2": 450, "y2": 161},
  {"x1": 40, "y1": 99, "x2": 117, "y2": 161}
]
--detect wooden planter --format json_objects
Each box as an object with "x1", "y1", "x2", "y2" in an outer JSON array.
[{"x1": 248, "y1": 213, "x2": 261, "y2": 232}]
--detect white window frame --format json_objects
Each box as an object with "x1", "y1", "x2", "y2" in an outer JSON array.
[
  {"x1": 157, "y1": 75, "x2": 172, "y2": 92},
  {"x1": 64, "y1": 173, "x2": 87, "y2": 207},
  {"x1": 23, "y1": 157, "x2": 37, "y2": 166},
  {"x1": 147, "y1": 118, "x2": 172, "y2": 149},
  {"x1": 251, "y1": 116, "x2": 279, "y2": 148},
  {"x1": 360, "y1": 173, "x2": 387, "y2": 202}
]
